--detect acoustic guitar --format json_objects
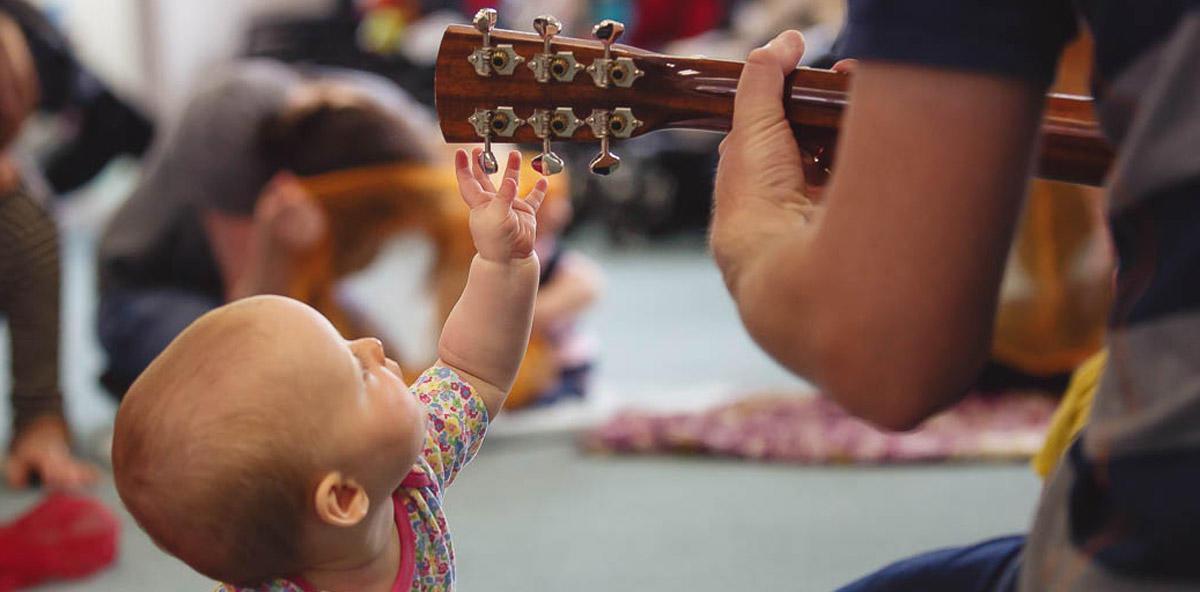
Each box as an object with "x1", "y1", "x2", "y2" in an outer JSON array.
[{"x1": 434, "y1": 9, "x2": 1114, "y2": 187}]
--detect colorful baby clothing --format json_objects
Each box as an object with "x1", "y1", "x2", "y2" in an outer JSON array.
[{"x1": 215, "y1": 364, "x2": 489, "y2": 592}]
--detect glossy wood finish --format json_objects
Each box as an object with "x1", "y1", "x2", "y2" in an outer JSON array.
[{"x1": 436, "y1": 25, "x2": 1114, "y2": 186}]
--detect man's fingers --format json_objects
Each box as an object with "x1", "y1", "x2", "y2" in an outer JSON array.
[
  {"x1": 731, "y1": 30, "x2": 806, "y2": 136},
  {"x1": 40, "y1": 455, "x2": 100, "y2": 491},
  {"x1": 831, "y1": 58, "x2": 859, "y2": 74}
]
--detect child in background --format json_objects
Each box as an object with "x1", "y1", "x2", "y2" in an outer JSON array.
[
  {"x1": 507, "y1": 159, "x2": 602, "y2": 409},
  {"x1": 113, "y1": 149, "x2": 545, "y2": 591}
]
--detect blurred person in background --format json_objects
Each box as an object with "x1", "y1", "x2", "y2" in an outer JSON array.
[
  {"x1": 95, "y1": 58, "x2": 465, "y2": 399},
  {"x1": 506, "y1": 157, "x2": 602, "y2": 409},
  {"x1": 0, "y1": 0, "x2": 153, "y2": 195},
  {"x1": 0, "y1": 10, "x2": 96, "y2": 490}
]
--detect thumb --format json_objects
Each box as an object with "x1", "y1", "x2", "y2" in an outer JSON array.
[{"x1": 732, "y1": 30, "x2": 806, "y2": 133}]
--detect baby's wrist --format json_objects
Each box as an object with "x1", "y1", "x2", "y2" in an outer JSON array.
[{"x1": 473, "y1": 252, "x2": 539, "y2": 270}]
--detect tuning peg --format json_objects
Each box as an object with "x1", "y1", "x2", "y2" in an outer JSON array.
[
  {"x1": 586, "y1": 19, "x2": 640, "y2": 87},
  {"x1": 468, "y1": 8, "x2": 524, "y2": 77},
  {"x1": 533, "y1": 15, "x2": 562, "y2": 46},
  {"x1": 592, "y1": 19, "x2": 625, "y2": 49},
  {"x1": 473, "y1": 8, "x2": 498, "y2": 42},
  {"x1": 526, "y1": 108, "x2": 564, "y2": 176},
  {"x1": 469, "y1": 106, "x2": 523, "y2": 175},
  {"x1": 585, "y1": 108, "x2": 620, "y2": 175},
  {"x1": 529, "y1": 15, "x2": 578, "y2": 83},
  {"x1": 478, "y1": 139, "x2": 499, "y2": 175},
  {"x1": 589, "y1": 138, "x2": 620, "y2": 176},
  {"x1": 532, "y1": 142, "x2": 565, "y2": 176}
]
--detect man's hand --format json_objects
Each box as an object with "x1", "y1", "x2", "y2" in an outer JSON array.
[
  {"x1": 454, "y1": 148, "x2": 547, "y2": 263},
  {"x1": 253, "y1": 172, "x2": 327, "y2": 255},
  {"x1": 710, "y1": 31, "x2": 814, "y2": 296},
  {"x1": 6, "y1": 416, "x2": 98, "y2": 491}
]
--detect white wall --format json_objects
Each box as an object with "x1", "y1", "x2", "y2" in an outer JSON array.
[
  {"x1": 31, "y1": 0, "x2": 147, "y2": 104},
  {"x1": 33, "y1": 0, "x2": 334, "y2": 115},
  {"x1": 145, "y1": 0, "x2": 333, "y2": 114}
]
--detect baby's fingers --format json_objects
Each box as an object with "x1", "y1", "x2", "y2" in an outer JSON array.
[
  {"x1": 523, "y1": 178, "x2": 549, "y2": 213},
  {"x1": 500, "y1": 150, "x2": 522, "y2": 189},
  {"x1": 497, "y1": 176, "x2": 519, "y2": 205},
  {"x1": 455, "y1": 149, "x2": 490, "y2": 207}
]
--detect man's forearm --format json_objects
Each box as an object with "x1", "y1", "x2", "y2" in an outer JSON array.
[{"x1": 438, "y1": 254, "x2": 540, "y2": 392}]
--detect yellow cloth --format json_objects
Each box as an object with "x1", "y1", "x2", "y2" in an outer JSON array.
[{"x1": 1032, "y1": 349, "x2": 1107, "y2": 478}]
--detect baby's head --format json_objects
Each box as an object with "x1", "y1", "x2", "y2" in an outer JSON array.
[{"x1": 113, "y1": 296, "x2": 425, "y2": 585}]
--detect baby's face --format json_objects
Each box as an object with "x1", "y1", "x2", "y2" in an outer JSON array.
[
  {"x1": 337, "y1": 336, "x2": 428, "y2": 485},
  {"x1": 276, "y1": 302, "x2": 428, "y2": 492}
]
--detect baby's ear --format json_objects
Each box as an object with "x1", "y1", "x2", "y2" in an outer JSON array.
[{"x1": 313, "y1": 472, "x2": 370, "y2": 527}]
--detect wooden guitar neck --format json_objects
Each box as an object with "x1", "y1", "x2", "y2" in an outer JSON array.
[{"x1": 436, "y1": 14, "x2": 1114, "y2": 186}]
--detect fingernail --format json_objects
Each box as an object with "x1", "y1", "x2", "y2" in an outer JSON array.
[{"x1": 781, "y1": 30, "x2": 803, "y2": 52}]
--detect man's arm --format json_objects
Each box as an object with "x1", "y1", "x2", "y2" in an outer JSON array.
[{"x1": 712, "y1": 33, "x2": 1045, "y2": 430}]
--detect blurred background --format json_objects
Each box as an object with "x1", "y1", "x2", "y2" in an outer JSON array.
[{"x1": 0, "y1": 0, "x2": 1110, "y2": 590}]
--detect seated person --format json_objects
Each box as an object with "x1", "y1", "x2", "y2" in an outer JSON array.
[
  {"x1": 97, "y1": 59, "x2": 468, "y2": 398},
  {"x1": 0, "y1": 12, "x2": 95, "y2": 489},
  {"x1": 113, "y1": 150, "x2": 546, "y2": 590}
]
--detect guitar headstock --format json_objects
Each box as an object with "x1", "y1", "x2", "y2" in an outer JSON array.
[{"x1": 437, "y1": 9, "x2": 710, "y2": 176}]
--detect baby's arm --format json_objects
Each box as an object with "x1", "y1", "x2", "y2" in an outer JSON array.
[{"x1": 438, "y1": 149, "x2": 547, "y2": 417}]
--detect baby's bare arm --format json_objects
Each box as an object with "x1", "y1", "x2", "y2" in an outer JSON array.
[
  {"x1": 437, "y1": 255, "x2": 539, "y2": 417},
  {"x1": 439, "y1": 149, "x2": 546, "y2": 417}
]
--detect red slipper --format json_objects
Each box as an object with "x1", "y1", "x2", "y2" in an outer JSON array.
[{"x1": 0, "y1": 494, "x2": 120, "y2": 590}]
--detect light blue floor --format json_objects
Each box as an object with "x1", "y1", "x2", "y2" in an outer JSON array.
[{"x1": 0, "y1": 176, "x2": 1042, "y2": 591}]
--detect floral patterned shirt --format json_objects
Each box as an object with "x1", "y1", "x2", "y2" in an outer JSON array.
[{"x1": 215, "y1": 365, "x2": 489, "y2": 592}]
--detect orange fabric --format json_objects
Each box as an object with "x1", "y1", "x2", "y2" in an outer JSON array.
[
  {"x1": 289, "y1": 164, "x2": 473, "y2": 364},
  {"x1": 989, "y1": 31, "x2": 1112, "y2": 376}
]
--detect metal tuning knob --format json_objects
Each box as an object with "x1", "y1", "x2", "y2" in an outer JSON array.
[
  {"x1": 527, "y1": 109, "x2": 564, "y2": 176},
  {"x1": 468, "y1": 107, "x2": 524, "y2": 174},
  {"x1": 586, "y1": 19, "x2": 642, "y2": 88},
  {"x1": 528, "y1": 15, "x2": 584, "y2": 83},
  {"x1": 534, "y1": 15, "x2": 561, "y2": 50},
  {"x1": 474, "y1": 8, "x2": 497, "y2": 44},
  {"x1": 467, "y1": 8, "x2": 524, "y2": 77},
  {"x1": 585, "y1": 109, "x2": 621, "y2": 175}
]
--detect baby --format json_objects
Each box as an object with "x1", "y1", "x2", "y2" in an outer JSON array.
[{"x1": 113, "y1": 149, "x2": 546, "y2": 591}]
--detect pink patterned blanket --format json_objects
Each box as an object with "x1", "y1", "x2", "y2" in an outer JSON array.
[{"x1": 583, "y1": 392, "x2": 1057, "y2": 464}]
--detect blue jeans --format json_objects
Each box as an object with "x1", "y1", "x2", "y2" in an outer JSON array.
[
  {"x1": 836, "y1": 535, "x2": 1025, "y2": 592},
  {"x1": 97, "y1": 287, "x2": 220, "y2": 398}
]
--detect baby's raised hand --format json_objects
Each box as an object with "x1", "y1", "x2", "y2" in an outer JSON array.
[{"x1": 455, "y1": 148, "x2": 547, "y2": 262}]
